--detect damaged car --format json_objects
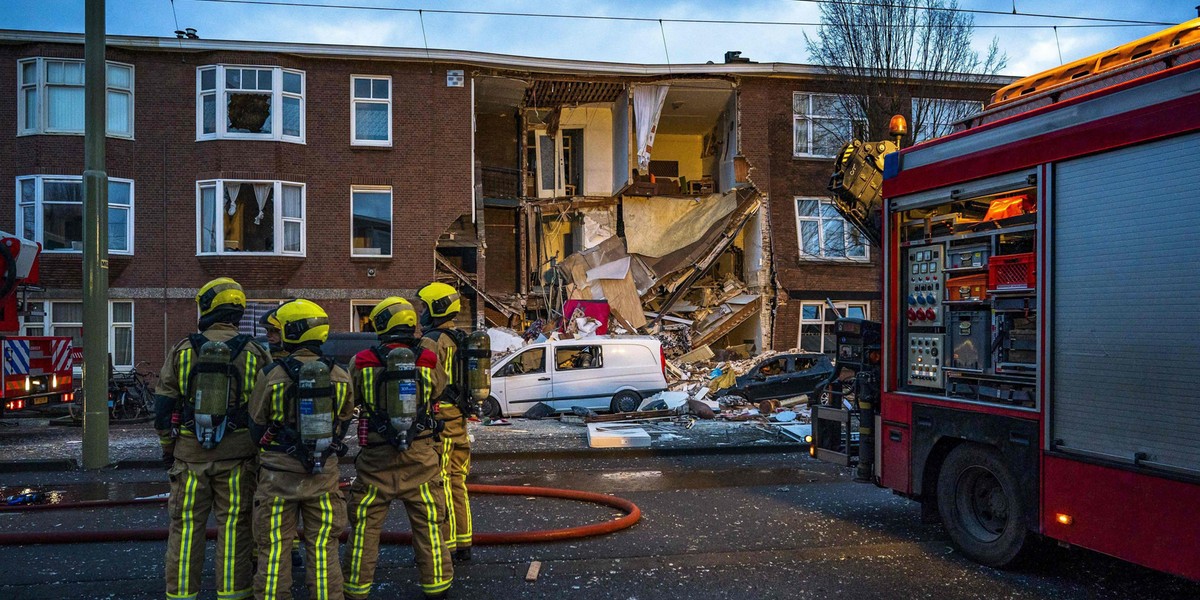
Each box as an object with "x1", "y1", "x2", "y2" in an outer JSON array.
[{"x1": 715, "y1": 352, "x2": 834, "y2": 405}]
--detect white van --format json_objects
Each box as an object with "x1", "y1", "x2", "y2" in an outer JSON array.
[{"x1": 484, "y1": 336, "x2": 668, "y2": 418}]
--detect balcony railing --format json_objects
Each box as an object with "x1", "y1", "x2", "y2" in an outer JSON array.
[{"x1": 482, "y1": 166, "x2": 521, "y2": 199}]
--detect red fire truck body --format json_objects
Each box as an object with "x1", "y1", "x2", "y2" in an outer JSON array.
[
  {"x1": 866, "y1": 21, "x2": 1200, "y2": 580},
  {"x1": 0, "y1": 233, "x2": 73, "y2": 415}
]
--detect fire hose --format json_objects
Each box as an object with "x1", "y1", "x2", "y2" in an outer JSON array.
[{"x1": 0, "y1": 483, "x2": 641, "y2": 546}]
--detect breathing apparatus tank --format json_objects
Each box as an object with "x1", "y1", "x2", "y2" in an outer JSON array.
[
  {"x1": 385, "y1": 346, "x2": 418, "y2": 449},
  {"x1": 466, "y1": 330, "x2": 492, "y2": 412},
  {"x1": 297, "y1": 360, "x2": 334, "y2": 473},
  {"x1": 193, "y1": 340, "x2": 232, "y2": 449}
]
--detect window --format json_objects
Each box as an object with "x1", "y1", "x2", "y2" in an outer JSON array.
[
  {"x1": 793, "y1": 93, "x2": 864, "y2": 158},
  {"x1": 757, "y1": 357, "x2": 788, "y2": 378},
  {"x1": 17, "y1": 58, "x2": 134, "y2": 138},
  {"x1": 21, "y1": 300, "x2": 134, "y2": 369},
  {"x1": 351, "y1": 300, "x2": 383, "y2": 332},
  {"x1": 16, "y1": 175, "x2": 134, "y2": 254},
  {"x1": 796, "y1": 197, "x2": 868, "y2": 261},
  {"x1": 501, "y1": 348, "x2": 545, "y2": 376},
  {"x1": 351, "y1": 187, "x2": 392, "y2": 256},
  {"x1": 197, "y1": 65, "x2": 304, "y2": 142},
  {"x1": 911, "y1": 98, "x2": 983, "y2": 143},
  {"x1": 197, "y1": 180, "x2": 305, "y2": 256},
  {"x1": 351, "y1": 76, "x2": 391, "y2": 145},
  {"x1": 799, "y1": 302, "x2": 867, "y2": 354},
  {"x1": 555, "y1": 345, "x2": 602, "y2": 370}
]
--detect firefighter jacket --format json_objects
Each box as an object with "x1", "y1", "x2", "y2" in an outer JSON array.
[
  {"x1": 419, "y1": 325, "x2": 462, "y2": 419},
  {"x1": 248, "y1": 348, "x2": 354, "y2": 474},
  {"x1": 348, "y1": 342, "x2": 439, "y2": 449},
  {"x1": 155, "y1": 322, "x2": 271, "y2": 463}
]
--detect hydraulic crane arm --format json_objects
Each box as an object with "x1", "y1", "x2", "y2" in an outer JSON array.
[{"x1": 826, "y1": 139, "x2": 897, "y2": 248}]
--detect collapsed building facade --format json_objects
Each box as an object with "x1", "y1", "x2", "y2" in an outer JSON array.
[{"x1": 470, "y1": 62, "x2": 1004, "y2": 359}]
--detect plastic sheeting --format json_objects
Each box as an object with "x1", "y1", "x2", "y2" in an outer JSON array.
[{"x1": 623, "y1": 192, "x2": 737, "y2": 258}]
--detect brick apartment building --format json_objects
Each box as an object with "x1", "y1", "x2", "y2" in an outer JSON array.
[{"x1": 0, "y1": 30, "x2": 1005, "y2": 376}]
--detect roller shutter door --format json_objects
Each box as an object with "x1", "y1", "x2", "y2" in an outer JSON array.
[{"x1": 1052, "y1": 132, "x2": 1200, "y2": 476}]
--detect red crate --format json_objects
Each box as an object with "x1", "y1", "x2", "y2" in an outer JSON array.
[{"x1": 988, "y1": 253, "x2": 1036, "y2": 290}]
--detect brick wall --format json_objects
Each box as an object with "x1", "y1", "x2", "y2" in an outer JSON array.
[{"x1": 1, "y1": 42, "x2": 474, "y2": 373}]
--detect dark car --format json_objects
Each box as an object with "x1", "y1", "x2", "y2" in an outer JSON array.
[
  {"x1": 254, "y1": 332, "x2": 377, "y2": 369},
  {"x1": 716, "y1": 352, "x2": 835, "y2": 404}
]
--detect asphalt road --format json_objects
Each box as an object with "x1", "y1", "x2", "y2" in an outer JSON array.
[{"x1": 1, "y1": 451, "x2": 1197, "y2": 599}]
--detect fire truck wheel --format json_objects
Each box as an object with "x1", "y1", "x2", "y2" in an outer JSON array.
[
  {"x1": 610, "y1": 391, "x2": 642, "y2": 413},
  {"x1": 481, "y1": 396, "x2": 503, "y2": 419},
  {"x1": 936, "y1": 443, "x2": 1028, "y2": 568}
]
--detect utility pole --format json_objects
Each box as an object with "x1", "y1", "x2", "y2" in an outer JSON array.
[{"x1": 81, "y1": 0, "x2": 110, "y2": 469}]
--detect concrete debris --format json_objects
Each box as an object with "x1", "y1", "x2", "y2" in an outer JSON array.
[{"x1": 526, "y1": 561, "x2": 543, "y2": 582}]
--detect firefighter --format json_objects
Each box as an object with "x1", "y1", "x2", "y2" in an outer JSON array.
[
  {"x1": 154, "y1": 277, "x2": 270, "y2": 600},
  {"x1": 416, "y1": 282, "x2": 475, "y2": 562},
  {"x1": 343, "y1": 297, "x2": 453, "y2": 599},
  {"x1": 258, "y1": 306, "x2": 305, "y2": 570},
  {"x1": 249, "y1": 299, "x2": 354, "y2": 600},
  {"x1": 260, "y1": 308, "x2": 288, "y2": 361}
]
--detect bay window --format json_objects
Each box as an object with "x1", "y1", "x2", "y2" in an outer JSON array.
[
  {"x1": 17, "y1": 58, "x2": 134, "y2": 138},
  {"x1": 197, "y1": 180, "x2": 305, "y2": 256},
  {"x1": 22, "y1": 300, "x2": 134, "y2": 369},
  {"x1": 197, "y1": 65, "x2": 305, "y2": 142},
  {"x1": 16, "y1": 175, "x2": 134, "y2": 254}
]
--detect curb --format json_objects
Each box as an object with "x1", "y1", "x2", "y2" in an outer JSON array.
[{"x1": 0, "y1": 443, "x2": 807, "y2": 473}]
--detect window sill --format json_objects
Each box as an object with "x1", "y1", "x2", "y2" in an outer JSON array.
[
  {"x1": 796, "y1": 256, "x2": 871, "y2": 264},
  {"x1": 196, "y1": 253, "x2": 306, "y2": 258},
  {"x1": 350, "y1": 254, "x2": 393, "y2": 261},
  {"x1": 792, "y1": 154, "x2": 836, "y2": 161},
  {"x1": 17, "y1": 131, "x2": 134, "y2": 140},
  {"x1": 350, "y1": 142, "x2": 393, "y2": 149},
  {"x1": 195, "y1": 136, "x2": 306, "y2": 145}
]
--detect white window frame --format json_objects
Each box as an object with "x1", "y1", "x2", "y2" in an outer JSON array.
[
  {"x1": 798, "y1": 301, "x2": 869, "y2": 354},
  {"x1": 795, "y1": 196, "x2": 869, "y2": 262},
  {"x1": 351, "y1": 300, "x2": 384, "y2": 332},
  {"x1": 17, "y1": 57, "x2": 134, "y2": 138},
  {"x1": 911, "y1": 98, "x2": 984, "y2": 143},
  {"x1": 792, "y1": 92, "x2": 864, "y2": 158},
  {"x1": 350, "y1": 75, "x2": 392, "y2": 146},
  {"x1": 16, "y1": 175, "x2": 135, "y2": 255},
  {"x1": 21, "y1": 300, "x2": 134, "y2": 370},
  {"x1": 195, "y1": 179, "x2": 306, "y2": 257},
  {"x1": 350, "y1": 185, "x2": 393, "y2": 257},
  {"x1": 196, "y1": 65, "x2": 305, "y2": 143}
]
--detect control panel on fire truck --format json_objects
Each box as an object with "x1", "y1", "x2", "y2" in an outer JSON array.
[{"x1": 896, "y1": 185, "x2": 1038, "y2": 407}]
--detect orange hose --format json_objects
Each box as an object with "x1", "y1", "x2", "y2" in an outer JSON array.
[{"x1": 0, "y1": 483, "x2": 640, "y2": 546}]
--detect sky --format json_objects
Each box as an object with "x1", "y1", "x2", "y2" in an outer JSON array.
[{"x1": 1, "y1": 0, "x2": 1197, "y2": 77}]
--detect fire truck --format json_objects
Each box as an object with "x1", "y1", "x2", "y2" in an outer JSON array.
[
  {"x1": 816, "y1": 19, "x2": 1200, "y2": 580},
  {"x1": 0, "y1": 232, "x2": 73, "y2": 416}
]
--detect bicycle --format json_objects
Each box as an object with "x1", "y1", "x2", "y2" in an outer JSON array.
[{"x1": 69, "y1": 361, "x2": 157, "y2": 421}]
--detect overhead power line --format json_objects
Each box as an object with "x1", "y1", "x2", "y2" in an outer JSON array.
[
  {"x1": 788, "y1": 0, "x2": 1175, "y2": 27},
  {"x1": 189, "y1": 0, "x2": 1172, "y2": 29}
]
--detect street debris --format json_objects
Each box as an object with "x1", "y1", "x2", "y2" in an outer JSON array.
[{"x1": 526, "y1": 561, "x2": 542, "y2": 582}]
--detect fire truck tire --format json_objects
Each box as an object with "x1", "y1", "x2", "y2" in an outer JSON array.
[{"x1": 936, "y1": 443, "x2": 1028, "y2": 568}]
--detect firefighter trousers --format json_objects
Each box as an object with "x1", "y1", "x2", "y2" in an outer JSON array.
[
  {"x1": 343, "y1": 470, "x2": 453, "y2": 597},
  {"x1": 252, "y1": 466, "x2": 348, "y2": 600},
  {"x1": 165, "y1": 456, "x2": 256, "y2": 600},
  {"x1": 437, "y1": 411, "x2": 472, "y2": 550}
]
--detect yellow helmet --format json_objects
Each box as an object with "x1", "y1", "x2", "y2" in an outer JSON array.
[
  {"x1": 417, "y1": 282, "x2": 461, "y2": 319},
  {"x1": 369, "y1": 297, "x2": 417, "y2": 336},
  {"x1": 196, "y1": 277, "x2": 246, "y2": 317},
  {"x1": 275, "y1": 299, "x2": 330, "y2": 345},
  {"x1": 259, "y1": 307, "x2": 281, "y2": 331}
]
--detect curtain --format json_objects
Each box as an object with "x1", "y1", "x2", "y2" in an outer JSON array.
[
  {"x1": 633, "y1": 85, "x2": 669, "y2": 174},
  {"x1": 224, "y1": 182, "x2": 240, "y2": 216},
  {"x1": 47, "y1": 86, "x2": 85, "y2": 131},
  {"x1": 252, "y1": 183, "x2": 271, "y2": 225}
]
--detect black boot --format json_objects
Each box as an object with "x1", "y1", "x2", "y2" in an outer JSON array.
[{"x1": 452, "y1": 547, "x2": 472, "y2": 563}]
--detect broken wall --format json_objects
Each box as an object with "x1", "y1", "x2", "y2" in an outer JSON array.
[{"x1": 559, "y1": 106, "x2": 615, "y2": 196}]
